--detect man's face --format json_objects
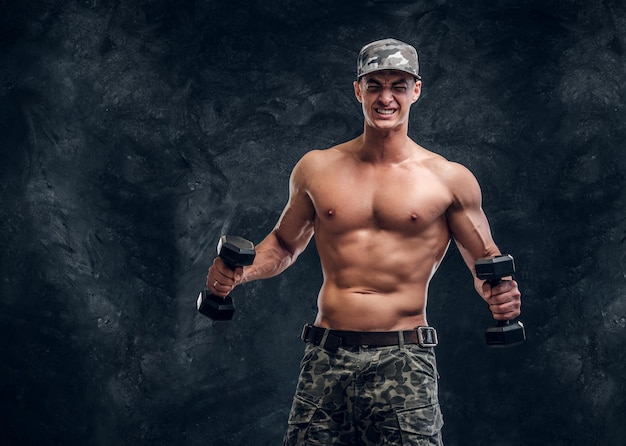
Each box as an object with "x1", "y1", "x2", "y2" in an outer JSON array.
[{"x1": 353, "y1": 70, "x2": 421, "y2": 130}]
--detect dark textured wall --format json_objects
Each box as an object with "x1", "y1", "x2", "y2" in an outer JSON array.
[{"x1": 1, "y1": 0, "x2": 625, "y2": 445}]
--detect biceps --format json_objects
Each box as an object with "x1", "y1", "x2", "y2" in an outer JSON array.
[
  {"x1": 273, "y1": 194, "x2": 315, "y2": 257},
  {"x1": 448, "y1": 206, "x2": 498, "y2": 260}
]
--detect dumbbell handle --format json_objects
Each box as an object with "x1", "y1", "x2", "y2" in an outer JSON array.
[
  {"x1": 476, "y1": 255, "x2": 526, "y2": 346},
  {"x1": 197, "y1": 235, "x2": 255, "y2": 321},
  {"x1": 485, "y1": 277, "x2": 515, "y2": 322},
  {"x1": 207, "y1": 235, "x2": 255, "y2": 292},
  {"x1": 196, "y1": 265, "x2": 237, "y2": 320}
]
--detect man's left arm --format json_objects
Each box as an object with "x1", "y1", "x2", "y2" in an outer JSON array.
[{"x1": 445, "y1": 163, "x2": 521, "y2": 321}]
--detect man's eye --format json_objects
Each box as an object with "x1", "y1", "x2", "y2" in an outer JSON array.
[
  {"x1": 366, "y1": 85, "x2": 381, "y2": 92},
  {"x1": 393, "y1": 86, "x2": 407, "y2": 92}
]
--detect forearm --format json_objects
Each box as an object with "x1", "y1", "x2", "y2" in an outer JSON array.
[
  {"x1": 241, "y1": 230, "x2": 299, "y2": 282},
  {"x1": 455, "y1": 239, "x2": 499, "y2": 295}
]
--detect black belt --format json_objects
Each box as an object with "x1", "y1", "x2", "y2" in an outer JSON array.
[{"x1": 301, "y1": 324, "x2": 438, "y2": 351}]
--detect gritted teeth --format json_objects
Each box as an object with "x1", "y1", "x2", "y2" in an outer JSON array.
[{"x1": 376, "y1": 108, "x2": 396, "y2": 115}]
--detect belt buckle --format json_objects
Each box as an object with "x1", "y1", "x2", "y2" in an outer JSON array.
[{"x1": 417, "y1": 326, "x2": 438, "y2": 347}]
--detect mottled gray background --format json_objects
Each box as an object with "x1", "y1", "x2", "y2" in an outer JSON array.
[{"x1": 1, "y1": 0, "x2": 625, "y2": 444}]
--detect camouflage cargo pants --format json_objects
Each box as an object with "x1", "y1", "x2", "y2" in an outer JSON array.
[{"x1": 283, "y1": 341, "x2": 444, "y2": 445}]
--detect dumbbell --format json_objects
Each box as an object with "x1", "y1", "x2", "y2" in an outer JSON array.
[
  {"x1": 197, "y1": 235, "x2": 256, "y2": 321},
  {"x1": 475, "y1": 254, "x2": 526, "y2": 347}
]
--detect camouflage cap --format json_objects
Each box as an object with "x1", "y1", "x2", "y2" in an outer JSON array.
[{"x1": 357, "y1": 38, "x2": 420, "y2": 80}]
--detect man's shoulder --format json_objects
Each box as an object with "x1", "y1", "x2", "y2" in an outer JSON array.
[
  {"x1": 418, "y1": 149, "x2": 471, "y2": 177},
  {"x1": 416, "y1": 150, "x2": 480, "y2": 196},
  {"x1": 290, "y1": 145, "x2": 347, "y2": 186},
  {"x1": 296, "y1": 142, "x2": 353, "y2": 168}
]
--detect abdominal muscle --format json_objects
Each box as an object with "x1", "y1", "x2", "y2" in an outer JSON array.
[
  {"x1": 314, "y1": 284, "x2": 430, "y2": 331},
  {"x1": 312, "y1": 227, "x2": 449, "y2": 331}
]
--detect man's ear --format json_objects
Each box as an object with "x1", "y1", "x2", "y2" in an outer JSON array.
[
  {"x1": 353, "y1": 80, "x2": 363, "y2": 103},
  {"x1": 412, "y1": 80, "x2": 422, "y2": 103}
]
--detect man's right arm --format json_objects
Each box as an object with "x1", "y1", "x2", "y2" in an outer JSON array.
[{"x1": 207, "y1": 154, "x2": 316, "y2": 296}]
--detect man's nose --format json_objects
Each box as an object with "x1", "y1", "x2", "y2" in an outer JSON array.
[{"x1": 379, "y1": 86, "x2": 394, "y2": 103}]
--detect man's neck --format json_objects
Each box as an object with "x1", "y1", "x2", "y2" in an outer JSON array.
[{"x1": 358, "y1": 124, "x2": 414, "y2": 164}]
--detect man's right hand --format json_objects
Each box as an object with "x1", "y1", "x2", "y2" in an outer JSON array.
[{"x1": 206, "y1": 258, "x2": 244, "y2": 298}]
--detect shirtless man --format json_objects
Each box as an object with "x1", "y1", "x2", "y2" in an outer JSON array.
[{"x1": 206, "y1": 39, "x2": 521, "y2": 445}]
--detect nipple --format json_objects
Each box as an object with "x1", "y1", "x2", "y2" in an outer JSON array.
[
  {"x1": 410, "y1": 213, "x2": 418, "y2": 221},
  {"x1": 327, "y1": 209, "x2": 335, "y2": 217}
]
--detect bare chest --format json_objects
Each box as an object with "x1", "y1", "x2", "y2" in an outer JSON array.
[{"x1": 308, "y1": 164, "x2": 452, "y2": 233}]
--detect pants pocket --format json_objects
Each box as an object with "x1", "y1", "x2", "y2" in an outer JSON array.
[
  {"x1": 283, "y1": 393, "x2": 320, "y2": 446},
  {"x1": 395, "y1": 401, "x2": 444, "y2": 445}
]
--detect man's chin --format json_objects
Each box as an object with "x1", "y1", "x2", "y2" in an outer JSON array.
[{"x1": 368, "y1": 118, "x2": 403, "y2": 130}]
